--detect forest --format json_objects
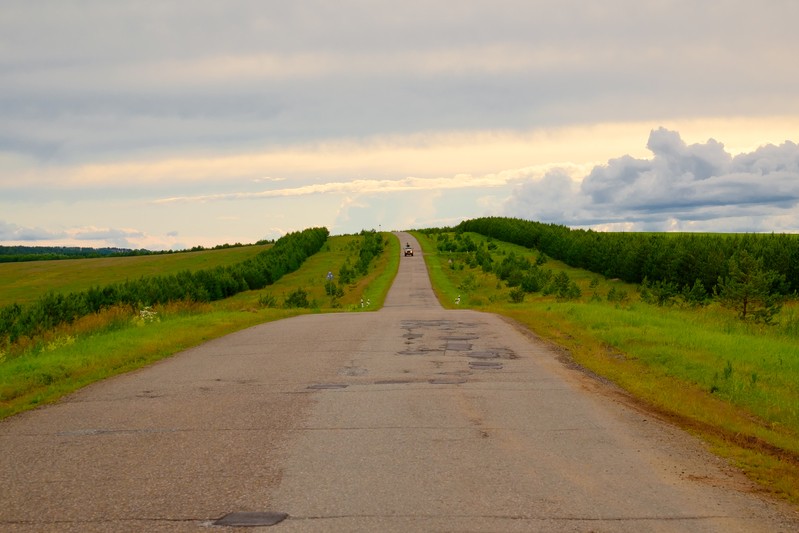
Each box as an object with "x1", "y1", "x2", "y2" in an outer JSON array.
[
  {"x1": 457, "y1": 217, "x2": 796, "y2": 285},
  {"x1": 456, "y1": 217, "x2": 798, "y2": 291}
]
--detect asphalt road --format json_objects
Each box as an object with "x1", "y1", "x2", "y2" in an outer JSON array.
[{"x1": 1, "y1": 232, "x2": 797, "y2": 532}]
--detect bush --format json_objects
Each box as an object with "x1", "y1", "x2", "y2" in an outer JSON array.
[
  {"x1": 509, "y1": 287, "x2": 526, "y2": 303},
  {"x1": 258, "y1": 292, "x2": 277, "y2": 308},
  {"x1": 715, "y1": 250, "x2": 785, "y2": 323},
  {"x1": 520, "y1": 266, "x2": 551, "y2": 293},
  {"x1": 639, "y1": 277, "x2": 679, "y2": 306},
  {"x1": 283, "y1": 288, "x2": 310, "y2": 308},
  {"x1": 607, "y1": 287, "x2": 629, "y2": 303},
  {"x1": 545, "y1": 271, "x2": 581, "y2": 300}
]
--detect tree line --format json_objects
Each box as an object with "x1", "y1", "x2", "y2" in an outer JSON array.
[
  {"x1": 0, "y1": 227, "x2": 329, "y2": 344},
  {"x1": 336, "y1": 230, "x2": 387, "y2": 285},
  {"x1": 457, "y1": 217, "x2": 798, "y2": 292},
  {"x1": 0, "y1": 241, "x2": 274, "y2": 263},
  {"x1": 454, "y1": 217, "x2": 795, "y2": 322}
]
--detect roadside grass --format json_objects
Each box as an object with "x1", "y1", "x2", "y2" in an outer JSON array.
[
  {"x1": 0, "y1": 244, "x2": 271, "y2": 307},
  {"x1": 0, "y1": 233, "x2": 399, "y2": 420},
  {"x1": 414, "y1": 230, "x2": 799, "y2": 504}
]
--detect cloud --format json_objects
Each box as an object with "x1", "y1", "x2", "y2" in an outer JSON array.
[
  {"x1": 505, "y1": 128, "x2": 799, "y2": 232},
  {"x1": 0, "y1": 220, "x2": 66, "y2": 241},
  {"x1": 153, "y1": 174, "x2": 514, "y2": 204},
  {"x1": 505, "y1": 170, "x2": 585, "y2": 222},
  {"x1": 70, "y1": 227, "x2": 148, "y2": 248},
  {"x1": 0, "y1": 221, "x2": 158, "y2": 249},
  {"x1": 3, "y1": 1, "x2": 799, "y2": 167}
]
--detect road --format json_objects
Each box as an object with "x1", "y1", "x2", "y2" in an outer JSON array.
[{"x1": 1, "y1": 232, "x2": 797, "y2": 532}]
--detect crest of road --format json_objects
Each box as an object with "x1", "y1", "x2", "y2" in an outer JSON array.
[{"x1": 2, "y1": 232, "x2": 797, "y2": 532}]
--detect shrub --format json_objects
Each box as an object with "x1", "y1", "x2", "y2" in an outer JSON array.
[
  {"x1": 258, "y1": 292, "x2": 277, "y2": 308},
  {"x1": 283, "y1": 288, "x2": 310, "y2": 308},
  {"x1": 545, "y1": 271, "x2": 581, "y2": 300},
  {"x1": 509, "y1": 287, "x2": 525, "y2": 303},
  {"x1": 607, "y1": 287, "x2": 629, "y2": 303},
  {"x1": 715, "y1": 250, "x2": 785, "y2": 323}
]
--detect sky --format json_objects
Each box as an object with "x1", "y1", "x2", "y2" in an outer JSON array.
[{"x1": 2, "y1": 1, "x2": 799, "y2": 250}]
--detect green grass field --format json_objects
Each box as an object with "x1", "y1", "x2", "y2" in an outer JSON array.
[{"x1": 0, "y1": 245, "x2": 271, "y2": 307}]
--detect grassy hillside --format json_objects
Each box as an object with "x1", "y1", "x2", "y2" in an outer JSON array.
[{"x1": 0, "y1": 245, "x2": 270, "y2": 306}]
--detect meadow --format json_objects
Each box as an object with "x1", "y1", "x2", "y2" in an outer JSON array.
[{"x1": 414, "y1": 230, "x2": 799, "y2": 504}]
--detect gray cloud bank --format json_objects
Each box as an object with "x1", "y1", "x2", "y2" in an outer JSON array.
[
  {"x1": 505, "y1": 128, "x2": 799, "y2": 232},
  {"x1": 0, "y1": 221, "x2": 65, "y2": 242},
  {"x1": 0, "y1": 220, "x2": 146, "y2": 248},
  {"x1": 2, "y1": 1, "x2": 798, "y2": 163}
]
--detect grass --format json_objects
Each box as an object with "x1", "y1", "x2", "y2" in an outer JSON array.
[
  {"x1": 414, "y1": 230, "x2": 799, "y2": 505},
  {"x1": 0, "y1": 233, "x2": 399, "y2": 419},
  {"x1": 0, "y1": 244, "x2": 271, "y2": 306}
]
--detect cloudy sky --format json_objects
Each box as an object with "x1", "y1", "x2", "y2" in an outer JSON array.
[{"x1": 2, "y1": 1, "x2": 799, "y2": 249}]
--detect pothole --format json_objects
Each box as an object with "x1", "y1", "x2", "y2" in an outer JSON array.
[
  {"x1": 397, "y1": 348, "x2": 441, "y2": 356},
  {"x1": 468, "y1": 351, "x2": 499, "y2": 359},
  {"x1": 469, "y1": 361, "x2": 503, "y2": 370},
  {"x1": 307, "y1": 383, "x2": 349, "y2": 390},
  {"x1": 213, "y1": 511, "x2": 288, "y2": 527},
  {"x1": 446, "y1": 341, "x2": 472, "y2": 351},
  {"x1": 441, "y1": 335, "x2": 479, "y2": 341},
  {"x1": 429, "y1": 377, "x2": 468, "y2": 385}
]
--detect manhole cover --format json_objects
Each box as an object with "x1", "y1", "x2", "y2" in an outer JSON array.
[
  {"x1": 213, "y1": 511, "x2": 288, "y2": 527},
  {"x1": 307, "y1": 383, "x2": 349, "y2": 390}
]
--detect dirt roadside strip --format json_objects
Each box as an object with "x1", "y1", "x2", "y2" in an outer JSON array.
[{"x1": 1, "y1": 232, "x2": 797, "y2": 532}]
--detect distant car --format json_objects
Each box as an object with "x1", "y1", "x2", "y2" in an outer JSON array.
[{"x1": 404, "y1": 243, "x2": 414, "y2": 256}]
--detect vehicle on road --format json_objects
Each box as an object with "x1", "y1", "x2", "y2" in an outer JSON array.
[{"x1": 404, "y1": 243, "x2": 414, "y2": 256}]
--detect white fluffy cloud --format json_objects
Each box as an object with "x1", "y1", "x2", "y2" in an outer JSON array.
[{"x1": 505, "y1": 128, "x2": 799, "y2": 232}]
